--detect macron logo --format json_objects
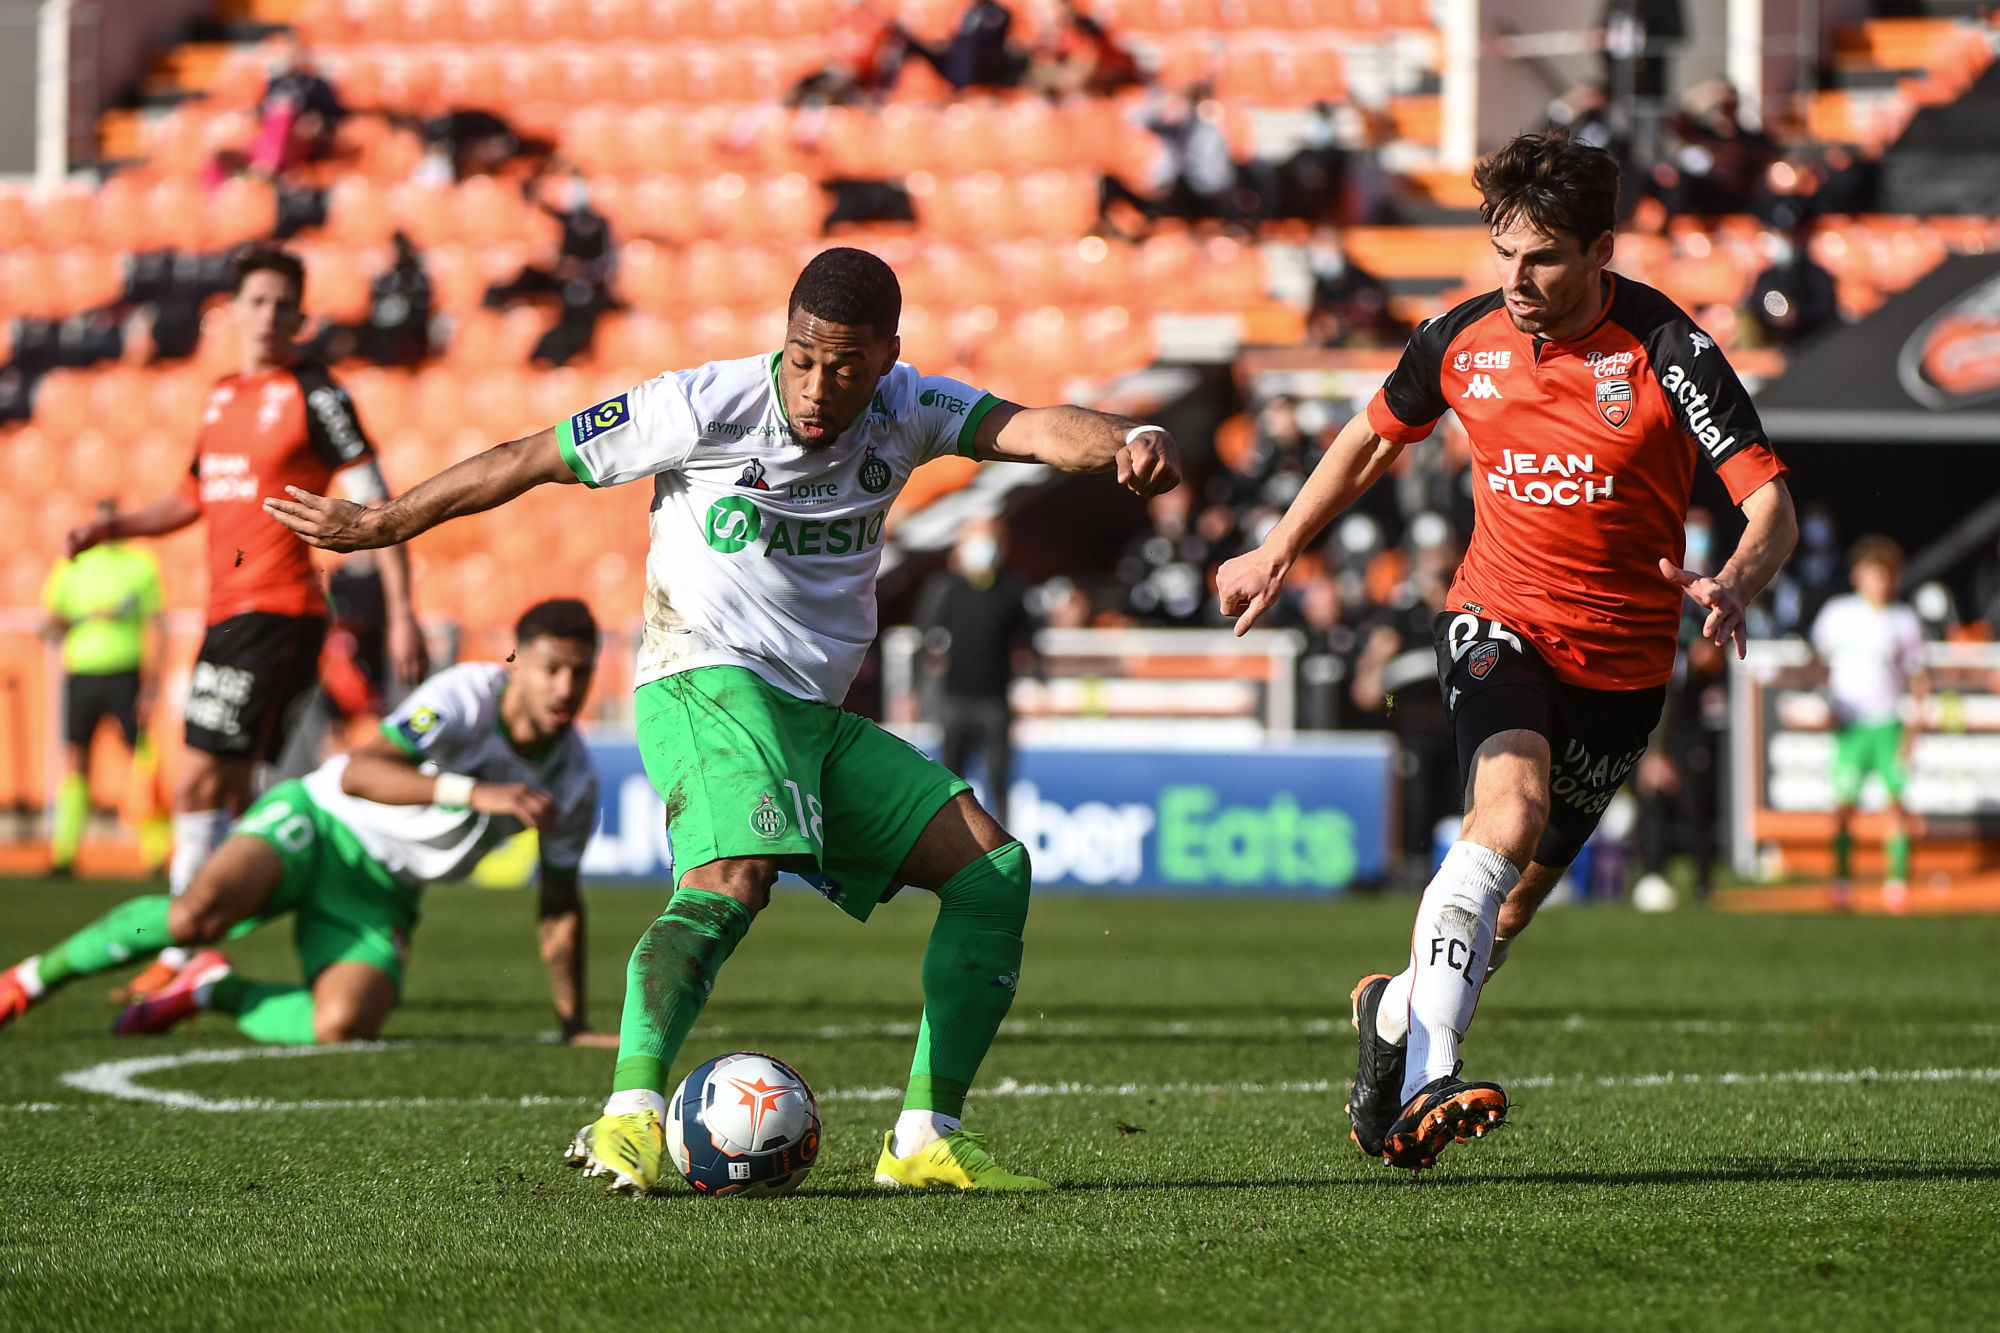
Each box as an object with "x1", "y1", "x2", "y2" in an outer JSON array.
[{"x1": 1461, "y1": 374, "x2": 1503, "y2": 400}]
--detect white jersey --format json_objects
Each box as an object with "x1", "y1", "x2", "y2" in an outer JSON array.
[
  {"x1": 302, "y1": 662, "x2": 599, "y2": 884},
  {"x1": 555, "y1": 354, "x2": 998, "y2": 704},
  {"x1": 1810, "y1": 593, "x2": 1924, "y2": 725}
]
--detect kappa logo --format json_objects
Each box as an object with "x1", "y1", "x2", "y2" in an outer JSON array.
[
  {"x1": 1461, "y1": 374, "x2": 1503, "y2": 400},
  {"x1": 748, "y1": 793, "x2": 789, "y2": 839},
  {"x1": 1467, "y1": 641, "x2": 1501, "y2": 680},
  {"x1": 1596, "y1": 377, "x2": 1633, "y2": 427},
  {"x1": 1689, "y1": 331, "x2": 1714, "y2": 358}
]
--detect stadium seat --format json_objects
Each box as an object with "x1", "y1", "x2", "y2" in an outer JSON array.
[{"x1": 87, "y1": 367, "x2": 158, "y2": 448}]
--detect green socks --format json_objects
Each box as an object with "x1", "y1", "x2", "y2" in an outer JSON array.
[
  {"x1": 903, "y1": 841, "x2": 1032, "y2": 1119},
  {"x1": 32, "y1": 895, "x2": 176, "y2": 989},
  {"x1": 1888, "y1": 829, "x2": 1911, "y2": 883},
  {"x1": 1833, "y1": 825, "x2": 1853, "y2": 881},
  {"x1": 612, "y1": 888, "x2": 754, "y2": 1097},
  {"x1": 51, "y1": 773, "x2": 88, "y2": 870},
  {"x1": 206, "y1": 974, "x2": 320, "y2": 1045}
]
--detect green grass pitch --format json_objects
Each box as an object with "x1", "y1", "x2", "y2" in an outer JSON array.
[{"x1": 3, "y1": 877, "x2": 1998, "y2": 1330}]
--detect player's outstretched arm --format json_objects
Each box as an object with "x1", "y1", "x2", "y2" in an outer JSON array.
[
  {"x1": 263, "y1": 427, "x2": 576, "y2": 552},
  {"x1": 1659, "y1": 476, "x2": 1798, "y2": 659},
  {"x1": 1216, "y1": 412, "x2": 1405, "y2": 635},
  {"x1": 970, "y1": 402, "x2": 1182, "y2": 496},
  {"x1": 341, "y1": 731, "x2": 560, "y2": 829},
  {"x1": 536, "y1": 867, "x2": 610, "y2": 1045},
  {"x1": 64, "y1": 493, "x2": 201, "y2": 558}
]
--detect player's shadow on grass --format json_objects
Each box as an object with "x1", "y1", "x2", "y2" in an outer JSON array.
[{"x1": 1046, "y1": 1158, "x2": 2000, "y2": 1192}]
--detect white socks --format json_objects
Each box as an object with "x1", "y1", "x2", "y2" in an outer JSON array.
[
  {"x1": 605, "y1": 1088, "x2": 669, "y2": 1121},
  {"x1": 893, "y1": 1110, "x2": 961, "y2": 1158},
  {"x1": 1400, "y1": 840, "x2": 1520, "y2": 1102},
  {"x1": 163, "y1": 810, "x2": 232, "y2": 972},
  {"x1": 13, "y1": 957, "x2": 46, "y2": 999}
]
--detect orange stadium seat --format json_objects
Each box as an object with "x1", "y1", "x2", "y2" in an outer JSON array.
[
  {"x1": 0, "y1": 186, "x2": 29, "y2": 248},
  {"x1": 88, "y1": 367, "x2": 159, "y2": 447},
  {"x1": 343, "y1": 366, "x2": 411, "y2": 439},
  {"x1": 130, "y1": 430, "x2": 192, "y2": 496},
  {"x1": 207, "y1": 177, "x2": 278, "y2": 248},
  {"x1": 152, "y1": 366, "x2": 215, "y2": 440},
  {"x1": 31, "y1": 371, "x2": 92, "y2": 440}
]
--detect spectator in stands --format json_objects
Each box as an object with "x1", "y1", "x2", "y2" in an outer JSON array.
[
  {"x1": 1747, "y1": 225, "x2": 1838, "y2": 347},
  {"x1": 247, "y1": 35, "x2": 344, "y2": 181},
  {"x1": 1292, "y1": 567, "x2": 1363, "y2": 732},
  {"x1": 1024, "y1": 0, "x2": 1142, "y2": 97},
  {"x1": 789, "y1": 0, "x2": 909, "y2": 106},
  {"x1": 305, "y1": 232, "x2": 434, "y2": 368},
  {"x1": 1305, "y1": 229, "x2": 1409, "y2": 348},
  {"x1": 1097, "y1": 86, "x2": 1249, "y2": 235},
  {"x1": 485, "y1": 171, "x2": 612, "y2": 310},
  {"x1": 416, "y1": 110, "x2": 547, "y2": 184},
  {"x1": 1118, "y1": 486, "x2": 1221, "y2": 626},
  {"x1": 40, "y1": 499, "x2": 170, "y2": 879},
  {"x1": 916, "y1": 516, "x2": 1038, "y2": 824},
  {"x1": 1600, "y1": 0, "x2": 1682, "y2": 160},
  {"x1": 1770, "y1": 502, "x2": 1846, "y2": 635},
  {"x1": 1657, "y1": 80, "x2": 1774, "y2": 215},
  {"x1": 1038, "y1": 576, "x2": 1094, "y2": 629},
  {"x1": 905, "y1": 0, "x2": 1024, "y2": 91}
]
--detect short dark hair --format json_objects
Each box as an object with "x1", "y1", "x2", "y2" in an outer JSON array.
[
  {"x1": 231, "y1": 244, "x2": 306, "y2": 300},
  {"x1": 1849, "y1": 534, "x2": 1905, "y2": 572},
  {"x1": 515, "y1": 598, "x2": 599, "y2": 648},
  {"x1": 788, "y1": 247, "x2": 901, "y2": 338},
  {"x1": 1474, "y1": 130, "x2": 1620, "y2": 249}
]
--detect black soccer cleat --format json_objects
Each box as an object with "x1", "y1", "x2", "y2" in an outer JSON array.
[
  {"x1": 1346, "y1": 973, "x2": 1407, "y2": 1159},
  {"x1": 1380, "y1": 1071, "x2": 1509, "y2": 1172}
]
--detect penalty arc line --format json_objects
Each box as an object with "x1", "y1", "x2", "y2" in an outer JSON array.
[{"x1": 38, "y1": 1043, "x2": 2000, "y2": 1114}]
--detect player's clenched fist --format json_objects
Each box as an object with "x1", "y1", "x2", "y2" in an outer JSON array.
[
  {"x1": 1116, "y1": 427, "x2": 1182, "y2": 497},
  {"x1": 263, "y1": 486, "x2": 387, "y2": 552},
  {"x1": 1217, "y1": 545, "x2": 1292, "y2": 636},
  {"x1": 471, "y1": 781, "x2": 559, "y2": 833}
]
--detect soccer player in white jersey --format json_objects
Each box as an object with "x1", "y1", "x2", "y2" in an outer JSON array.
[
  {"x1": 265, "y1": 247, "x2": 1182, "y2": 1194},
  {"x1": 1810, "y1": 535, "x2": 1927, "y2": 914},
  {"x1": 0, "y1": 600, "x2": 605, "y2": 1044}
]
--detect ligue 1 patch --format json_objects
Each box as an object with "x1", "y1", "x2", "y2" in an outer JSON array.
[
  {"x1": 570, "y1": 394, "x2": 630, "y2": 445},
  {"x1": 858, "y1": 446, "x2": 892, "y2": 494},
  {"x1": 1596, "y1": 378, "x2": 1632, "y2": 427},
  {"x1": 399, "y1": 705, "x2": 440, "y2": 744},
  {"x1": 749, "y1": 793, "x2": 789, "y2": 839},
  {"x1": 1467, "y1": 641, "x2": 1501, "y2": 680}
]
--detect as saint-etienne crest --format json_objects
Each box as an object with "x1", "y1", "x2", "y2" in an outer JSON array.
[
  {"x1": 858, "y1": 446, "x2": 892, "y2": 495},
  {"x1": 749, "y1": 793, "x2": 789, "y2": 839}
]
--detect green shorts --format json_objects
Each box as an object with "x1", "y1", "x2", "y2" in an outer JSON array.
[
  {"x1": 1831, "y1": 719, "x2": 1907, "y2": 805},
  {"x1": 232, "y1": 780, "x2": 420, "y2": 988},
  {"x1": 636, "y1": 666, "x2": 970, "y2": 921}
]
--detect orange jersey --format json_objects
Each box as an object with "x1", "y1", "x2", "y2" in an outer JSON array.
[
  {"x1": 1367, "y1": 276, "x2": 1786, "y2": 690},
  {"x1": 177, "y1": 363, "x2": 375, "y2": 624}
]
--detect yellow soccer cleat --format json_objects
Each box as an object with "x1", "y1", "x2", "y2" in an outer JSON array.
[
  {"x1": 873, "y1": 1130, "x2": 1052, "y2": 1192},
  {"x1": 564, "y1": 1110, "x2": 665, "y2": 1196}
]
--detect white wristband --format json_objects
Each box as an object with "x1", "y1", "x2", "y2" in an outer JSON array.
[
  {"x1": 433, "y1": 772, "x2": 476, "y2": 810},
  {"x1": 1125, "y1": 425, "x2": 1165, "y2": 445}
]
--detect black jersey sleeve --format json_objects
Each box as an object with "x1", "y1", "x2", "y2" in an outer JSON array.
[
  {"x1": 1619, "y1": 281, "x2": 1773, "y2": 470},
  {"x1": 294, "y1": 363, "x2": 375, "y2": 469},
  {"x1": 1368, "y1": 290, "x2": 1503, "y2": 441}
]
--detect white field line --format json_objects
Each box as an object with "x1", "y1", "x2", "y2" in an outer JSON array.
[{"x1": 24, "y1": 1042, "x2": 2000, "y2": 1114}]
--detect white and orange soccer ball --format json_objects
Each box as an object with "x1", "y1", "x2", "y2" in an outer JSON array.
[{"x1": 666, "y1": 1051, "x2": 821, "y2": 1197}]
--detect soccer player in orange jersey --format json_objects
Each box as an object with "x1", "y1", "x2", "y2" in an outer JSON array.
[
  {"x1": 62, "y1": 246, "x2": 425, "y2": 989},
  {"x1": 1218, "y1": 131, "x2": 1799, "y2": 1171}
]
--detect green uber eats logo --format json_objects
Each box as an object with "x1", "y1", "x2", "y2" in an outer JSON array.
[{"x1": 704, "y1": 496, "x2": 762, "y2": 552}]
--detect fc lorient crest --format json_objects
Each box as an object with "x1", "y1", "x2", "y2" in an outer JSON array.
[
  {"x1": 1595, "y1": 378, "x2": 1632, "y2": 427},
  {"x1": 858, "y1": 446, "x2": 892, "y2": 494}
]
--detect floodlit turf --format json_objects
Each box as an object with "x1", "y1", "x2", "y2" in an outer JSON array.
[{"x1": 3, "y1": 877, "x2": 1998, "y2": 1331}]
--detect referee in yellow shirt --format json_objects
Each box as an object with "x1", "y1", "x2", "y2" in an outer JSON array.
[{"x1": 40, "y1": 499, "x2": 168, "y2": 876}]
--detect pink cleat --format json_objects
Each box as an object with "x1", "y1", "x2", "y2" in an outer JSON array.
[
  {"x1": 112, "y1": 950, "x2": 232, "y2": 1036},
  {"x1": 0, "y1": 964, "x2": 35, "y2": 1032}
]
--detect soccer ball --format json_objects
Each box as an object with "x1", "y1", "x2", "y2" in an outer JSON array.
[{"x1": 666, "y1": 1051, "x2": 821, "y2": 1197}]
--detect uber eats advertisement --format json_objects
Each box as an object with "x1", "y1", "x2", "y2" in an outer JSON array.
[{"x1": 571, "y1": 737, "x2": 1395, "y2": 895}]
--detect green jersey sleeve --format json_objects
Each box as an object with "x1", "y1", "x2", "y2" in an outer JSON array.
[
  {"x1": 911, "y1": 375, "x2": 1003, "y2": 464},
  {"x1": 555, "y1": 372, "x2": 702, "y2": 488}
]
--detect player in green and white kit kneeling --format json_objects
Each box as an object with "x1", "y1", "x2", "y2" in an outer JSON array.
[
  {"x1": 0, "y1": 600, "x2": 606, "y2": 1045},
  {"x1": 266, "y1": 247, "x2": 1183, "y2": 1193}
]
